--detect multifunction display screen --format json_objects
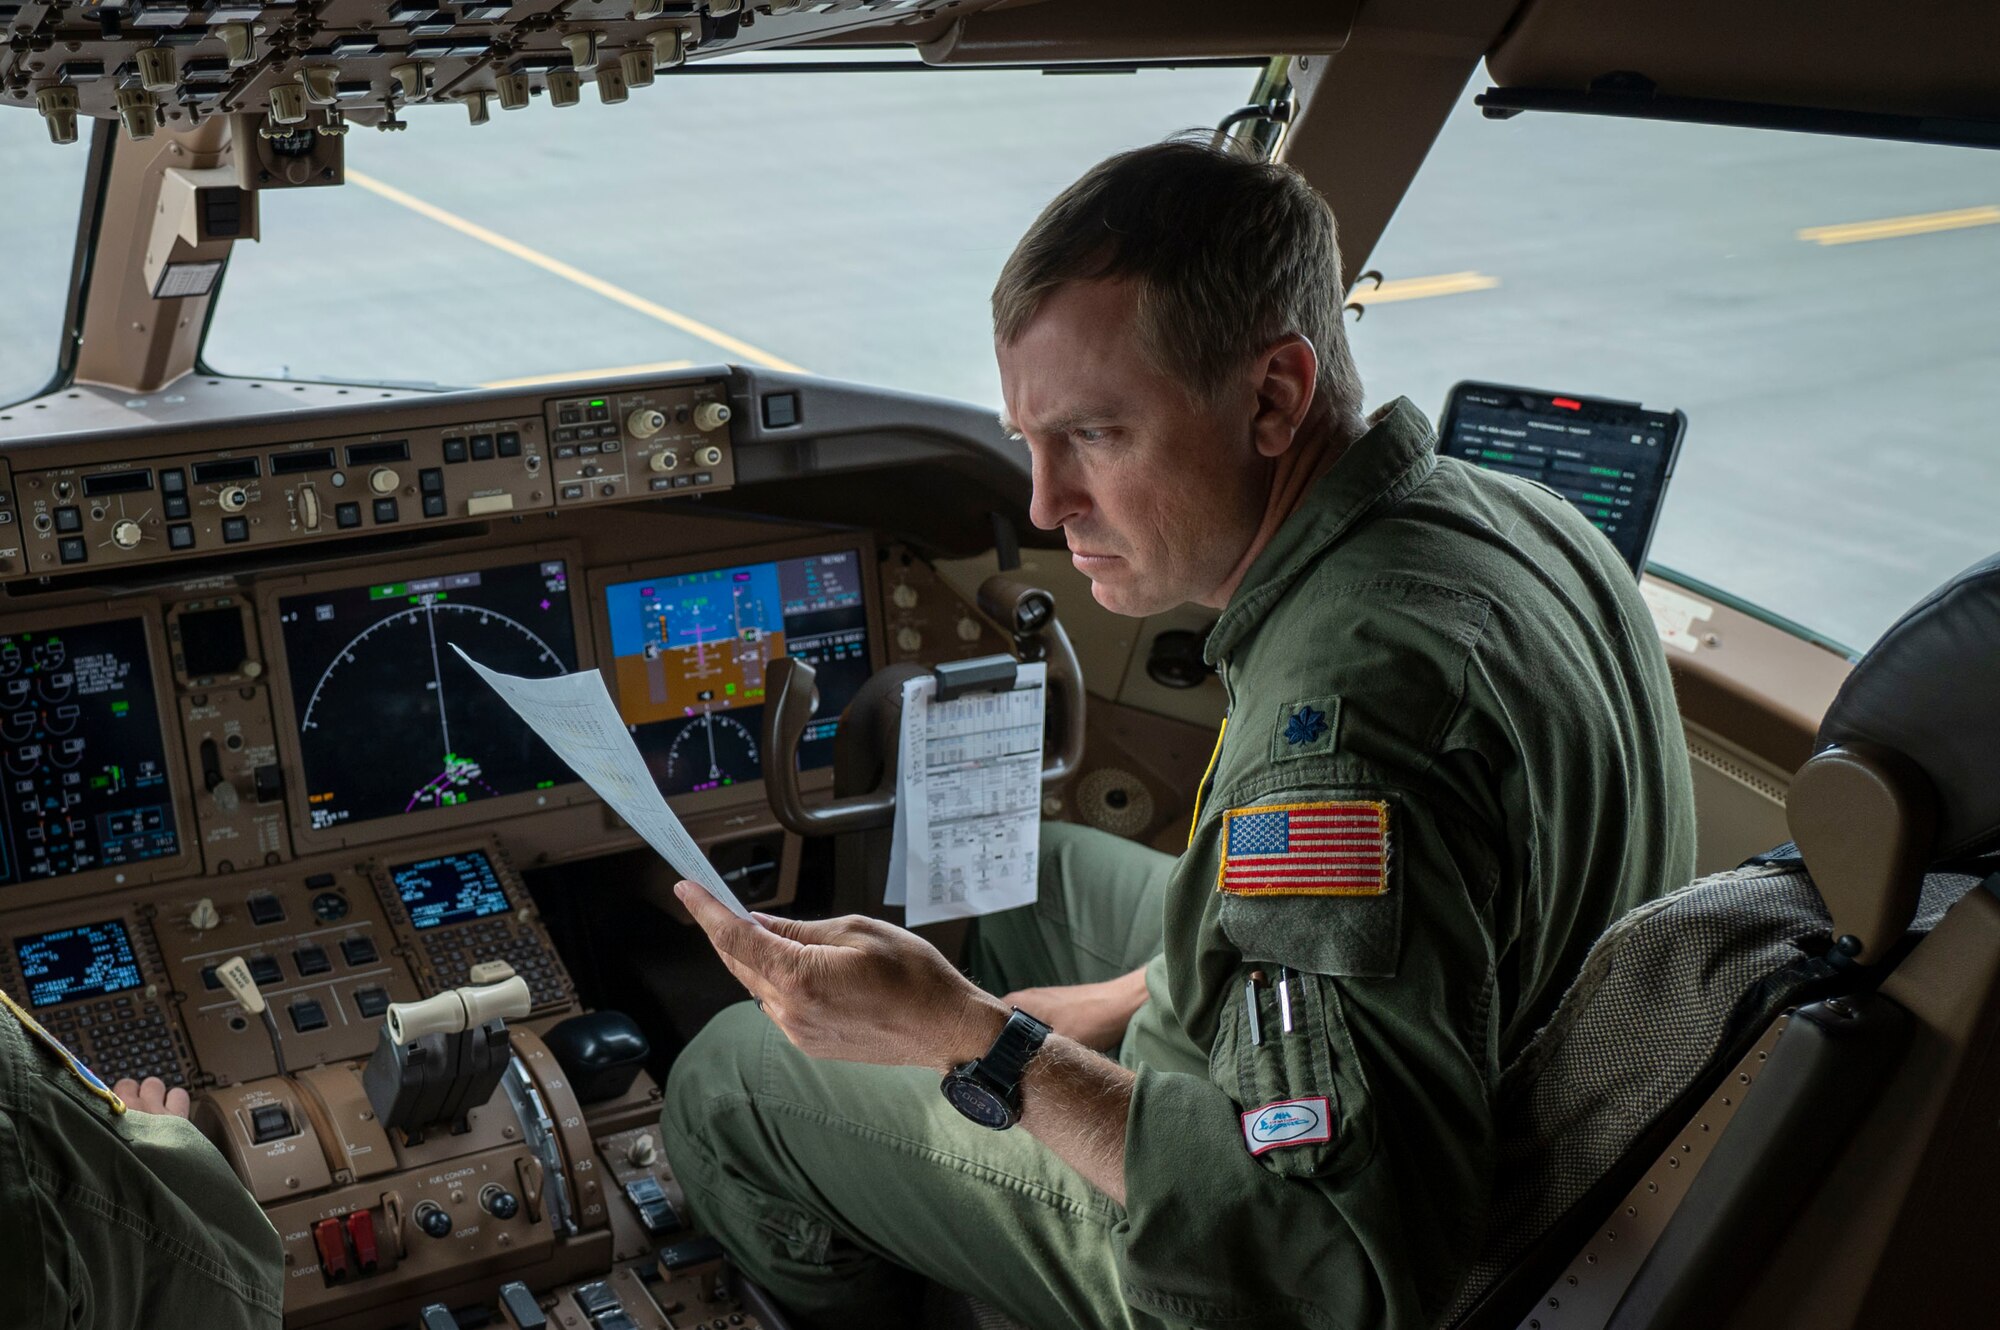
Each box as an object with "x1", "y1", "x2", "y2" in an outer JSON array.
[
  {"x1": 602, "y1": 549, "x2": 872, "y2": 796},
  {"x1": 277, "y1": 560, "x2": 580, "y2": 831},
  {"x1": 14, "y1": 920, "x2": 144, "y2": 1008},
  {"x1": 0, "y1": 618, "x2": 181, "y2": 886},
  {"x1": 1439, "y1": 383, "x2": 1685, "y2": 573},
  {"x1": 390, "y1": 850, "x2": 513, "y2": 931}
]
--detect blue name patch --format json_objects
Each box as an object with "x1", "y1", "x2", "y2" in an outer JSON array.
[{"x1": 1240, "y1": 1095, "x2": 1332, "y2": 1156}]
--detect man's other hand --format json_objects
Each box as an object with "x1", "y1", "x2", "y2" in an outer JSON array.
[
  {"x1": 114, "y1": 1075, "x2": 191, "y2": 1118},
  {"x1": 1001, "y1": 969, "x2": 1149, "y2": 1052},
  {"x1": 676, "y1": 881, "x2": 1009, "y2": 1073}
]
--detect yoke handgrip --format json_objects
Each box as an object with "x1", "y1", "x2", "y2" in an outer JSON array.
[{"x1": 760, "y1": 574, "x2": 1086, "y2": 838}]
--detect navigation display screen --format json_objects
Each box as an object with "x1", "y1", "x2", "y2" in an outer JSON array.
[
  {"x1": 1439, "y1": 382, "x2": 1686, "y2": 573},
  {"x1": 14, "y1": 920, "x2": 144, "y2": 1008},
  {"x1": 277, "y1": 559, "x2": 580, "y2": 831},
  {"x1": 0, "y1": 618, "x2": 181, "y2": 886},
  {"x1": 602, "y1": 549, "x2": 872, "y2": 796},
  {"x1": 389, "y1": 850, "x2": 512, "y2": 931}
]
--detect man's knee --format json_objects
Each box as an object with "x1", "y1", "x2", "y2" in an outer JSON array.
[{"x1": 661, "y1": 999, "x2": 768, "y2": 1182}]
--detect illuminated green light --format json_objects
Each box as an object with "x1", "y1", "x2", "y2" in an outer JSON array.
[
  {"x1": 369, "y1": 583, "x2": 406, "y2": 600},
  {"x1": 110, "y1": 700, "x2": 129, "y2": 716}
]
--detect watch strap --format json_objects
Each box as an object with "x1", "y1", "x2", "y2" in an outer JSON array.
[{"x1": 976, "y1": 1008, "x2": 1051, "y2": 1097}]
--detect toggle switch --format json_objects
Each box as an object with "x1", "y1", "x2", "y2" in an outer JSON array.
[
  {"x1": 300, "y1": 67, "x2": 339, "y2": 106},
  {"x1": 561, "y1": 30, "x2": 603, "y2": 71},
  {"x1": 648, "y1": 27, "x2": 687, "y2": 69},
  {"x1": 35, "y1": 87, "x2": 80, "y2": 145},
  {"x1": 391, "y1": 61, "x2": 433, "y2": 99},
  {"x1": 217, "y1": 22, "x2": 256, "y2": 66},
  {"x1": 313, "y1": 1217, "x2": 350, "y2": 1284}
]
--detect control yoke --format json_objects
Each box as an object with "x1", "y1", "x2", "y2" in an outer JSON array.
[{"x1": 761, "y1": 572, "x2": 1085, "y2": 837}]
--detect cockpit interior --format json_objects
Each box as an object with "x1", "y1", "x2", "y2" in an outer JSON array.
[{"x1": 2, "y1": 0, "x2": 1998, "y2": 1327}]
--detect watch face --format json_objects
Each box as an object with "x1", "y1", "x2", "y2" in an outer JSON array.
[{"x1": 942, "y1": 1073, "x2": 1014, "y2": 1129}]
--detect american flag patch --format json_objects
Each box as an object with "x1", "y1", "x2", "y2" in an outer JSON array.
[{"x1": 1217, "y1": 800, "x2": 1390, "y2": 897}]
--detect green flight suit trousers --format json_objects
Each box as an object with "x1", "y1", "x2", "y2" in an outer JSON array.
[{"x1": 661, "y1": 823, "x2": 1197, "y2": 1330}]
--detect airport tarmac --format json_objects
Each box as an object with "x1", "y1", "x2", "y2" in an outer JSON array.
[{"x1": 3, "y1": 61, "x2": 1995, "y2": 649}]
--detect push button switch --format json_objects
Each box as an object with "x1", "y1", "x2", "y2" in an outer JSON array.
[
  {"x1": 293, "y1": 943, "x2": 331, "y2": 976},
  {"x1": 247, "y1": 955, "x2": 283, "y2": 986},
  {"x1": 250, "y1": 1102, "x2": 296, "y2": 1143},
  {"x1": 289, "y1": 998, "x2": 328, "y2": 1033},
  {"x1": 247, "y1": 892, "x2": 285, "y2": 925},
  {"x1": 340, "y1": 936, "x2": 378, "y2": 966},
  {"x1": 353, "y1": 986, "x2": 390, "y2": 1018}
]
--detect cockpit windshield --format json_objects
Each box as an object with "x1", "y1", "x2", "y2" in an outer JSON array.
[
  {"x1": 1355, "y1": 95, "x2": 2000, "y2": 652},
  {"x1": 202, "y1": 58, "x2": 1258, "y2": 404},
  {"x1": 0, "y1": 117, "x2": 88, "y2": 409}
]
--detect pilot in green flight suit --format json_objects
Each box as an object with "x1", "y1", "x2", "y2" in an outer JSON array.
[
  {"x1": 663, "y1": 140, "x2": 1697, "y2": 1330},
  {"x1": 1, "y1": 989, "x2": 284, "y2": 1329}
]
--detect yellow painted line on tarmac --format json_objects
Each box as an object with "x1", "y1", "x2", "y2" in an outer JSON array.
[
  {"x1": 1798, "y1": 205, "x2": 2000, "y2": 246},
  {"x1": 345, "y1": 169, "x2": 806, "y2": 372},
  {"x1": 1347, "y1": 271, "x2": 1501, "y2": 305},
  {"x1": 482, "y1": 361, "x2": 696, "y2": 389}
]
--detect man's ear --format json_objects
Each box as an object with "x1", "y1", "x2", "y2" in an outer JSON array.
[{"x1": 1250, "y1": 335, "x2": 1319, "y2": 460}]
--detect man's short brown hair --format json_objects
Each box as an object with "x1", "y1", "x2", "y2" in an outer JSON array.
[{"x1": 993, "y1": 137, "x2": 1365, "y2": 439}]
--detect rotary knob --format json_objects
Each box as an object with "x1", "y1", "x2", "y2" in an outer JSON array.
[
  {"x1": 648, "y1": 450, "x2": 679, "y2": 474},
  {"x1": 369, "y1": 467, "x2": 401, "y2": 495},
  {"x1": 891, "y1": 583, "x2": 918, "y2": 610},
  {"x1": 692, "y1": 401, "x2": 731, "y2": 432},
  {"x1": 896, "y1": 626, "x2": 923, "y2": 654},
  {"x1": 626, "y1": 1134, "x2": 659, "y2": 1167},
  {"x1": 188, "y1": 898, "x2": 220, "y2": 931},
  {"x1": 111, "y1": 519, "x2": 144, "y2": 550},
  {"x1": 696, "y1": 445, "x2": 722, "y2": 468},
  {"x1": 628, "y1": 407, "x2": 667, "y2": 439},
  {"x1": 217, "y1": 486, "x2": 248, "y2": 512},
  {"x1": 956, "y1": 616, "x2": 982, "y2": 643}
]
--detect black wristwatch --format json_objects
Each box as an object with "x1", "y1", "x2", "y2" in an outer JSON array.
[{"x1": 940, "y1": 1008, "x2": 1051, "y2": 1130}]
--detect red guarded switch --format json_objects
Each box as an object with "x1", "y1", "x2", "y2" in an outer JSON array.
[
  {"x1": 346, "y1": 1209, "x2": 380, "y2": 1273},
  {"x1": 313, "y1": 1218, "x2": 350, "y2": 1284}
]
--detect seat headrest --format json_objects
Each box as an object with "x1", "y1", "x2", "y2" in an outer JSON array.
[{"x1": 1815, "y1": 551, "x2": 2000, "y2": 861}]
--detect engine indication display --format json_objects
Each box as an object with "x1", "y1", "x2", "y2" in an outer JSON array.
[
  {"x1": 14, "y1": 919, "x2": 144, "y2": 1008},
  {"x1": 278, "y1": 560, "x2": 580, "y2": 831},
  {"x1": 603, "y1": 549, "x2": 872, "y2": 796},
  {"x1": 0, "y1": 617, "x2": 181, "y2": 886}
]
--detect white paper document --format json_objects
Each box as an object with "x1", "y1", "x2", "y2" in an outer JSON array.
[
  {"x1": 887, "y1": 662, "x2": 1045, "y2": 927},
  {"x1": 451, "y1": 646, "x2": 749, "y2": 919}
]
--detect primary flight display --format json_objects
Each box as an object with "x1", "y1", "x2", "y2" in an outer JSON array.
[
  {"x1": 277, "y1": 559, "x2": 581, "y2": 831},
  {"x1": 602, "y1": 549, "x2": 872, "y2": 796},
  {"x1": 0, "y1": 617, "x2": 181, "y2": 886}
]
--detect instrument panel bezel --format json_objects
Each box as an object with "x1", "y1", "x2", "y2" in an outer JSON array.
[
  {"x1": 586, "y1": 532, "x2": 884, "y2": 821},
  {"x1": 255, "y1": 539, "x2": 600, "y2": 856}
]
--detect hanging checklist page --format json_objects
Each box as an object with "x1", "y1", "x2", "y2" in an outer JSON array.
[
  {"x1": 451, "y1": 646, "x2": 749, "y2": 919},
  {"x1": 893, "y1": 662, "x2": 1046, "y2": 927}
]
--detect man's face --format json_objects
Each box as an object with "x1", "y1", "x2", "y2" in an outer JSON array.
[{"x1": 997, "y1": 280, "x2": 1268, "y2": 617}]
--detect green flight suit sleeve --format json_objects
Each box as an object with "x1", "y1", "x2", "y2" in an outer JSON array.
[
  {"x1": 1, "y1": 999, "x2": 284, "y2": 1330},
  {"x1": 1113, "y1": 776, "x2": 1502, "y2": 1329}
]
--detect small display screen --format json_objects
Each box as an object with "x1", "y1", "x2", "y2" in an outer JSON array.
[
  {"x1": 176, "y1": 606, "x2": 249, "y2": 679},
  {"x1": 277, "y1": 559, "x2": 580, "y2": 831},
  {"x1": 390, "y1": 850, "x2": 513, "y2": 931},
  {"x1": 0, "y1": 617, "x2": 181, "y2": 886},
  {"x1": 1439, "y1": 383, "x2": 1685, "y2": 573},
  {"x1": 602, "y1": 549, "x2": 872, "y2": 796},
  {"x1": 14, "y1": 919, "x2": 144, "y2": 1008}
]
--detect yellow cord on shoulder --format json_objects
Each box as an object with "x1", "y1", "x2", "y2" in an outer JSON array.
[{"x1": 1187, "y1": 717, "x2": 1227, "y2": 850}]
